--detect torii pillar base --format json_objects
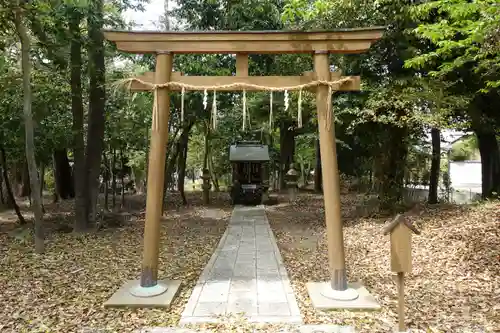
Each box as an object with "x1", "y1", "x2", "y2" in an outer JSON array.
[
  {"x1": 104, "y1": 279, "x2": 181, "y2": 308},
  {"x1": 306, "y1": 281, "x2": 380, "y2": 311}
]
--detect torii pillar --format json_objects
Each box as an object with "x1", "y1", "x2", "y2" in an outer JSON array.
[
  {"x1": 101, "y1": 28, "x2": 384, "y2": 310},
  {"x1": 104, "y1": 51, "x2": 182, "y2": 308},
  {"x1": 305, "y1": 52, "x2": 381, "y2": 310}
]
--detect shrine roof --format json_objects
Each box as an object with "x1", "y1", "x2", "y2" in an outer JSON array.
[{"x1": 229, "y1": 144, "x2": 270, "y2": 162}]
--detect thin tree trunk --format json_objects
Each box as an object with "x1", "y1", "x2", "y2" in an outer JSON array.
[
  {"x1": 314, "y1": 138, "x2": 322, "y2": 192},
  {"x1": 0, "y1": 164, "x2": 4, "y2": 205},
  {"x1": 120, "y1": 149, "x2": 125, "y2": 208},
  {"x1": 208, "y1": 152, "x2": 219, "y2": 192},
  {"x1": 20, "y1": 160, "x2": 31, "y2": 197},
  {"x1": 0, "y1": 146, "x2": 26, "y2": 224},
  {"x1": 279, "y1": 120, "x2": 295, "y2": 190},
  {"x1": 177, "y1": 132, "x2": 190, "y2": 205},
  {"x1": 203, "y1": 122, "x2": 210, "y2": 170},
  {"x1": 161, "y1": 126, "x2": 180, "y2": 202},
  {"x1": 85, "y1": 0, "x2": 106, "y2": 225},
  {"x1": 14, "y1": 7, "x2": 44, "y2": 252},
  {"x1": 428, "y1": 127, "x2": 440, "y2": 204},
  {"x1": 69, "y1": 8, "x2": 87, "y2": 232},
  {"x1": 102, "y1": 152, "x2": 109, "y2": 211},
  {"x1": 111, "y1": 149, "x2": 117, "y2": 208},
  {"x1": 39, "y1": 162, "x2": 45, "y2": 214},
  {"x1": 162, "y1": 139, "x2": 180, "y2": 213}
]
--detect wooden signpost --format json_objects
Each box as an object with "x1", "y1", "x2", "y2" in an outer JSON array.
[{"x1": 383, "y1": 214, "x2": 421, "y2": 332}]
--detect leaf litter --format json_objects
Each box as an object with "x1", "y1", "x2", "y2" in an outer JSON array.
[
  {"x1": 0, "y1": 191, "x2": 498, "y2": 333},
  {"x1": 0, "y1": 192, "x2": 231, "y2": 333},
  {"x1": 266, "y1": 192, "x2": 499, "y2": 333}
]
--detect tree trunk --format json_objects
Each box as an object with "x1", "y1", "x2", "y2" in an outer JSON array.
[
  {"x1": 0, "y1": 146, "x2": 26, "y2": 224},
  {"x1": 428, "y1": 127, "x2": 441, "y2": 204},
  {"x1": 476, "y1": 132, "x2": 500, "y2": 198},
  {"x1": 120, "y1": 149, "x2": 125, "y2": 208},
  {"x1": 161, "y1": 126, "x2": 180, "y2": 200},
  {"x1": 53, "y1": 149, "x2": 74, "y2": 199},
  {"x1": 163, "y1": 139, "x2": 180, "y2": 212},
  {"x1": 203, "y1": 123, "x2": 210, "y2": 170},
  {"x1": 39, "y1": 162, "x2": 46, "y2": 214},
  {"x1": 314, "y1": 138, "x2": 322, "y2": 192},
  {"x1": 208, "y1": 151, "x2": 220, "y2": 192},
  {"x1": 85, "y1": 0, "x2": 106, "y2": 225},
  {"x1": 69, "y1": 9, "x2": 87, "y2": 232},
  {"x1": 0, "y1": 164, "x2": 4, "y2": 205},
  {"x1": 378, "y1": 124, "x2": 408, "y2": 211},
  {"x1": 20, "y1": 160, "x2": 31, "y2": 197},
  {"x1": 102, "y1": 152, "x2": 109, "y2": 211},
  {"x1": 14, "y1": 7, "x2": 44, "y2": 253},
  {"x1": 111, "y1": 149, "x2": 117, "y2": 208},
  {"x1": 177, "y1": 129, "x2": 190, "y2": 205},
  {"x1": 279, "y1": 120, "x2": 295, "y2": 190}
]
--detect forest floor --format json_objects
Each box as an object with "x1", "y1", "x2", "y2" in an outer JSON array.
[
  {"x1": 0, "y1": 191, "x2": 498, "y2": 333},
  {"x1": 267, "y1": 192, "x2": 499, "y2": 333}
]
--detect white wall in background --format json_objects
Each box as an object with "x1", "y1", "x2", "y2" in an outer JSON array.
[{"x1": 449, "y1": 160, "x2": 482, "y2": 190}]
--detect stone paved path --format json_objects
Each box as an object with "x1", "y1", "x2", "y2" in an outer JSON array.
[
  {"x1": 180, "y1": 205, "x2": 302, "y2": 324},
  {"x1": 135, "y1": 325, "x2": 355, "y2": 332}
]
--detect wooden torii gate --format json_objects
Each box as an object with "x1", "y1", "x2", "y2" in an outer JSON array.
[{"x1": 103, "y1": 29, "x2": 384, "y2": 308}]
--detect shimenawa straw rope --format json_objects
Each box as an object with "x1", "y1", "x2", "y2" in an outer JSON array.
[{"x1": 112, "y1": 77, "x2": 350, "y2": 131}]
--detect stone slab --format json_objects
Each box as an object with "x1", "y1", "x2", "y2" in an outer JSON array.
[
  {"x1": 104, "y1": 279, "x2": 181, "y2": 308},
  {"x1": 180, "y1": 205, "x2": 302, "y2": 324},
  {"x1": 306, "y1": 281, "x2": 381, "y2": 311},
  {"x1": 131, "y1": 324, "x2": 356, "y2": 333},
  {"x1": 299, "y1": 324, "x2": 356, "y2": 333}
]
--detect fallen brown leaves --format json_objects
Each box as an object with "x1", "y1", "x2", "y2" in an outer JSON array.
[
  {"x1": 1, "y1": 191, "x2": 498, "y2": 333},
  {"x1": 267, "y1": 193, "x2": 500, "y2": 333},
  {"x1": 0, "y1": 192, "x2": 231, "y2": 333}
]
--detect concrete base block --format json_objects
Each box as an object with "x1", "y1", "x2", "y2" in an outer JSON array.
[
  {"x1": 306, "y1": 281, "x2": 380, "y2": 311},
  {"x1": 104, "y1": 279, "x2": 181, "y2": 308}
]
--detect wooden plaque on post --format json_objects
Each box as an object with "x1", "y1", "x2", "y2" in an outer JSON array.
[{"x1": 383, "y1": 214, "x2": 420, "y2": 273}]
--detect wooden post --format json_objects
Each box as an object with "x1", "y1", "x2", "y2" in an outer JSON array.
[
  {"x1": 397, "y1": 272, "x2": 405, "y2": 332},
  {"x1": 236, "y1": 53, "x2": 248, "y2": 76},
  {"x1": 313, "y1": 51, "x2": 353, "y2": 297},
  {"x1": 139, "y1": 52, "x2": 173, "y2": 289},
  {"x1": 383, "y1": 214, "x2": 420, "y2": 332}
]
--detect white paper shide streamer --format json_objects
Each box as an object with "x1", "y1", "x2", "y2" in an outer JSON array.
[
  {"x1": 203, "y1": 89, "x2": 208, "y2": 110},
  {"x1": 180, "y1": 87, "x2": 185, "y2": 123},
  {"x1": 284, "y1": 90, "x2": 289, "y2": 112},
  {"x1": 298, "y1": 89, "x2": 303, "y2": 128},
  {"x1": 242, "y1": 89, "x2": 247, "y2": 131},
  {"x1": 212, "y1": 90, "x2": 217, "y2": 130},
  {"x1": 269, "y1": 91, "x2": 273, "y2": 129}
]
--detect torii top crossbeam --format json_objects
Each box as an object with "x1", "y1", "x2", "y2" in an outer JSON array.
[{"x1": 103, "y1": 28, "x2": 385, "y2": 54}]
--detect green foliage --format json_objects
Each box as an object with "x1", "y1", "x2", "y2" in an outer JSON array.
[
  {"x1": 405, "y1": 0, "x2": 500, "y2": 92},
  {"x1": 449, "y1": 135, "x2": 480, "y2": 161}
]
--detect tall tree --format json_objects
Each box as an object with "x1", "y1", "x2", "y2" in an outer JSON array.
[
  {"x1": 12, "y1": 0, "x2": 44, "y2": 253},
  {"x1": 406, "y1": 0, "x2": 500, "y2": 198},
  {"x1": 84, "y1": 0, "x2": 106, "y2": 227},
  {"x1": 69, "y1": 5, "x2": 87, "y2": 231}
]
